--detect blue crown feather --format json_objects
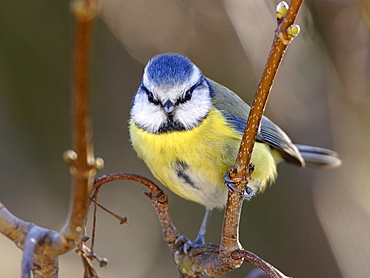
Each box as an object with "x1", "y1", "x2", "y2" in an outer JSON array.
[{"x1": 146, "y1": 53, "x2": 195, "y2": 86}]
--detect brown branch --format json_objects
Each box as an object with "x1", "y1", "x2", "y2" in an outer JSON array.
[
  {"x1": 90, "y1": 169, "x2": 289, "y2": 278},
  {"x1": 232, "y1": 250, "x2": 291, "y2": 278},
  {"x1": 31, "y1": 255, "x2": 59, "y2": 278},
  {"x1": 93, "y1": 173, "x2": 181, "y2": 246},
  {"x1": 173, "y1": 1, "x2": 304, "y2": 277},
  {"x1": 61, "y1": 0, "x2": 99, "y2": 243},
  {"x1": 0, "y1": 1, "x2": 100, "y2": 277},
  {"x1": 93, "y1": 173, "x2": 162, "y2": 195},
  {"x1": 219, "y1": 0, "x2": 304, "y2": 255},
  {"x1": 0, "y1": 202, "x2": 31, "y2": 248},
  {"x1": 93, "y1": 201, "x2": 128, "y2": 225}
]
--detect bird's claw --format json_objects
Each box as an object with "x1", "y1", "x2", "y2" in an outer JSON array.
[
  {"x1": 174, "y1": 235, "x2": 203, "y2": 264},
  {"x1": 240, "y1": 186, "x2": 254, "y2": 198},
  {"x1": 224, "y1": 170, "x2": 254, "y2": 198},
  {"x1": 224, "y1": 172, "x2": 243, "y2": 194},
  {"x1": 174, "y1": 235, "x2": 201, "y2": 254}
]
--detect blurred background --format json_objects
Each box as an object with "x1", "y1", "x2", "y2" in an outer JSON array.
[{"x1": 1, "y1": 0, "x2": 369, "y2": 277}]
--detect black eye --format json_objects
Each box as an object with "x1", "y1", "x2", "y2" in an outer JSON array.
[
  {"x1": 146, "y1": 91, "x2": 161, "y2": 106},
  {"x1": 140, "y1": 85, "x2": 160, "y2": 105},
  {"x1": 147, "y1": 92, "x2": 154, "y2": 102},
  {"x1": 177, "y1": 89, "x2": 193, "y2": 105},
  {"x1": 184, "y1": 89, "x2": 192, "y2": 101}
]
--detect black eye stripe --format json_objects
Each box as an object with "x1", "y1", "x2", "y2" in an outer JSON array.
[
  {"x1": 188, "y1": 77, "x2": 204, "y2": 94},
  {"x1": 176, "y1": 77, "x2": 205, "y2": 105},
  {"x1": 140, "y1": 84, "x2": 150, "y2": 95},
  {"x1": 140, "y1": 76, "x2": 206, "y2": 107},
  {"x1": 141, "y1": 85, "x2": 161, "y2": 106}
]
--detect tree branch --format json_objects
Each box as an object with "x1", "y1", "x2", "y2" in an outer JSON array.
[
  {"x1": 220, "y1": 0, "x2": 303, "y2": 257},
  {"x1": 0, "y1": 1, "x2": 100, "y2": 277},
  {"x1": 61, "y1": 0, "x2": 99, "y2": 246},
  {"x1": 93, "y1": 173, "x2": 181, "y2": 246},
  {"x1": 175, "y1": 0, "x2": 304, "y2": 276}
]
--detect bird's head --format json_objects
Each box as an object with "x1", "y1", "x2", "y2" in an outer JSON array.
[{"x1": 131, "y1": 53, "x2": 214, "y2": 133}]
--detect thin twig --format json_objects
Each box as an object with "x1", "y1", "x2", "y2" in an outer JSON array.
[
  {"x1": 93, "y1": 200, "x2": 128, "y2": 225},
  {"x1": 93, "y1": 173, "x2": 162, "y2": 195},
  {"x1": 93, "y1": 173, "x2": 180, "y2": 246},
  {"x1": 232, "y1": 250, "x2": 291, "y2": 278},
  {"x1": 90, "y1": 190, "x2": 99, "y2": 256},
  {"x1": 88, "y1": 189, "x2": 127, "y2": 257}
]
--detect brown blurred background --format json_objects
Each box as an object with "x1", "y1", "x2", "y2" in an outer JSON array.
[{"x1": 1, "y1": 0, "x2": 369, "y2": 277}]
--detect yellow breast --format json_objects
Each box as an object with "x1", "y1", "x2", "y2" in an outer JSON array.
[{"x1": 129, "y1": 108, "x2": 278, "y2": 209}]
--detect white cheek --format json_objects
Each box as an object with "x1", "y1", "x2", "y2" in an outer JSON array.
[
  {"x1": 131, "y1": 94, "x2": 166, "y2": 133},
  {"x1": 175, "y1": 88, "x2": 212, "y2": 129}
]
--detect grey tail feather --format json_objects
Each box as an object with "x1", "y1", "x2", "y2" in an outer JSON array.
[{"x1": 294, "y1": 144, "x2": 342, "y2": 168}]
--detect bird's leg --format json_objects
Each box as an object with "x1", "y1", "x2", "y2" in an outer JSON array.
[
  {"x1": 194, "y1": 209, "x2": 212, "y2": 244},
  {"x1": 224, "y1": 164, "x2": 255, "y2": 198},
  {"x1": 174, "y1": 209, "x2": 212, "y2": 257}
]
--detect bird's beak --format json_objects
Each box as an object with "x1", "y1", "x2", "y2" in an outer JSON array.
[{"x1": 164, "y1": 100, "x2": 175, "y2": 114}]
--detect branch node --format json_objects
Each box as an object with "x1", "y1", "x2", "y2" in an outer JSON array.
[
  {"x1": 99, "y1": 258, "x2": 109, "y2": 268},
  {"x1": 86, "y1": 253, "x2": 96, "y2": 259},
  {"x1": 286, "y1": 24, "x2": 301, "y2": 38},
  {"x1": 75, "y1": 247, "x2": 84, "y2": 255},
  {"x1": 70, "y1": 0, "x2": 99, "y2": 21},
  {"x1": 90, "y1": 195, "x2": 129, "y2": 225},
  {"x1": 79, "y1": 243, "x2": 109, "y2": 268},
  {"x1": 63, "y1": 150, "x2": 78, "y2": 164},
  {"x1": 276, "y1": 1, "x2": 289, "y2": 21},
  {"x1": 21, "y1": 225, "x2": 51, "y2": 278},
  {"x1": 94, "y1": 157, "x2": 105, "y2": 170},
  {"x1": 145, "y1": 190, "x2": 168, "y2": 204}
]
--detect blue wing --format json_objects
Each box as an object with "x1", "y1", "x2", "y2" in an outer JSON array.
[{"x1": 208, "y1": 78, "x2": 305, "y2": 166}]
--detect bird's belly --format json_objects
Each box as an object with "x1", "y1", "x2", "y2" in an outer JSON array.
[
  {"x1": 164, "y1": 159, "x2": 230, "y2": 209},
  {"x1": 129, "y1": 109, "x2": 278, "y2": 209}
]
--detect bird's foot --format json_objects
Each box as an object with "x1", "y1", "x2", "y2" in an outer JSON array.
[
  {"x1": 174, "y1": 235, "x2": 203, "y2": 255},
  {"x1": 224, "y1": 165, "x2": 255, "y2": 198},
  {"x1": 174, "y1": 235, "x2": 205, "y2": 264}
]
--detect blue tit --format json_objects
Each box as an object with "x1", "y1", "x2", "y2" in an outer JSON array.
[{"x1": 129, "y1": 53, "x2": 341, "y2": 242}]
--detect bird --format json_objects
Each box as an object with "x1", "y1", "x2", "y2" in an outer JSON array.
[{"x1": 129, "y1": 53, "x2": 341, "y2": 244}]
